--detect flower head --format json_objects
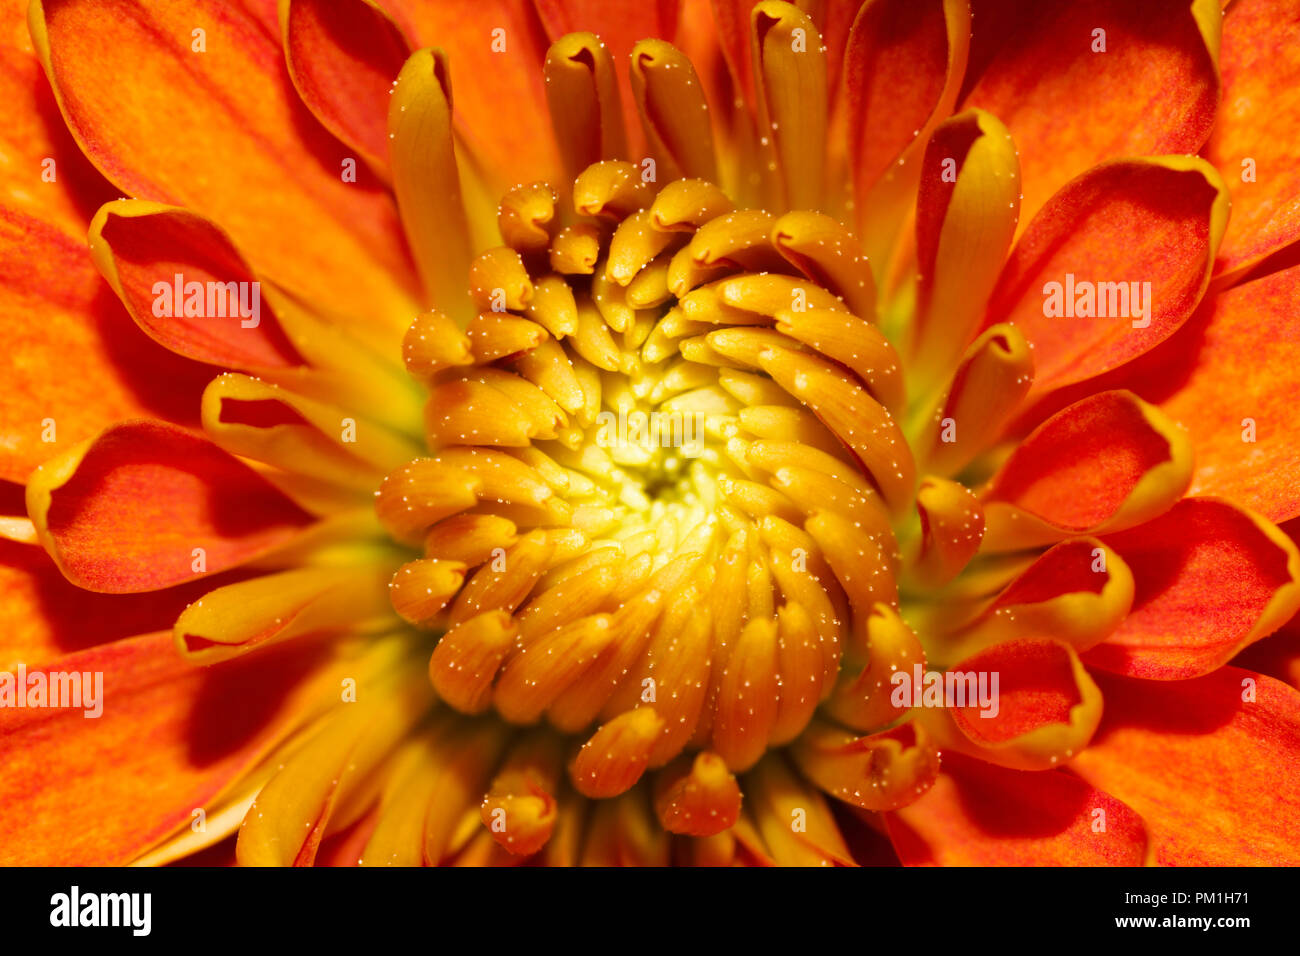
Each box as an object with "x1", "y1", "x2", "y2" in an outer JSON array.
[{"x1": 3, "y1": 0, "x2": 1300, "y2": 867}]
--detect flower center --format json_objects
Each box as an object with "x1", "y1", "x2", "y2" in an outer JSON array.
[{"x1": 374, "y1": 160, "x2": 971, "y2": 826}]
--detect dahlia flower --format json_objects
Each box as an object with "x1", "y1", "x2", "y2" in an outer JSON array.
[{"x1": 2, "y1": 0, "x2": 1298, "y2": 868}]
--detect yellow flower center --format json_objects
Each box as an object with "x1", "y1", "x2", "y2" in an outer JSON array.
[{"x1": 371, "y1": 153, "x2": 975, "y2": 846}]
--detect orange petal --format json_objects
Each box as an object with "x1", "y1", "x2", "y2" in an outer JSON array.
[
  {"x1": 915, "y1": 325, "x2": 1034, "y2": 478},
  {"x1": 383, "y1": 0, "x2": 561, "y2": 193},
  {"x1": 26, "y1": 420, "x2": 314, "y2": 592},
  {"x1": 1158, "y1": 263, "x2": 1300, "y2": 523},
  {"x1": 0, "y1": 1, "x2": 115, "y2": 233},
  {"x1": 744, "y1": 754, "x2": 856, "y2": 866},
  {"x1": 479, "y1": 730, "x2": 565, "y2": 857},
  {"x1": 983, "y1": 157, "x2": 1228, "y2": 402},
  {"x1": 236, "y1": 659, "x2": 433, "y2": 867},
  {"x1": 0, "y1": 539, "x2": 254, "y2": 666},
  {"x1": 544, "y1": 32, "x2": 628, "y2": 183},
  {"x1": 653, "y1": 751, "x2": 742, "y2": 837},
  {"x1": 1206, "y1": 0, "x2": 1300, "y2": 280},
  {"x1": 913, "y1": 324, "x2": 1034, "y2": 478},
  {"x1": 1071, "y1": 667, "x2": 1300, "y2": 864},
  {"x1": 769, "y1": 214, "x2": 878, "y2": 324},
  {"x1": 534, "y1": 1, "x2": 680, "y2": 68},
  {"x1": 629, "y1": 39, "x2": 718, "y2": 183},
  {"x1": 428, "y1": 610, "x2": 517, "y2": 714},
  {"x1": 1085, "y1": 498, "x2": 1300, "y2": 680},
  {"x1": 174, "y1": 564, "x2": 395, "y2": 664},
  {"x1": 361, "y1": 717, "x2": 510, "y2": 866},
  {"x1": 30, "y1": 0, "x2": 418, "y2": 326},
  {"x1": 570, "y1": 707, "x2": 664, "y2": 798},
  {"x1": 579, "y1": 788, "x2": 671, "y2": 866},
  {"x1": 886, "y1": 751, "x2": 1148, "y2": 865},
  {"x1": 1234, "y1": 582, "x2": 1300, "y2": 692},
  {"x1": 199, "y1": 373, "x2": 421, "y2": 499},
  {"x1": 282, "y1": 0, "x2": 411, "y2": 180},
  {"x1": 907, "y1": 477, "x2": 985, "y2": 589},
  {"x1": 671, "y1": 0, "x2": 733, "y2": 152},
  {"x1": 910, "y1": 108, "x2": 1020, "y2": 390},
  {"x1": 0, "y1": 630, "x2": 353, "y2": 864},
  {"x1": 790, "y1": 719, "x2": 941, "y2": 812},
  {"x1": 748, "y1": 1, "x2": 828, "y2": 212},
  {"x1": 1233, "y1": 514, "x2": 1300, "y2": 691},
  {"x1": 982, "y1": 390, "x2": 1192, "y2": 551},
  {"x1": 711, "y1": 616, "x2": 780, "y2": 772},
  {"x1": 964, "y1": 0, "x2": 1220, "y2": 227},
  {"x1": 826, "y1": 603, "x2": 924, "y2": 732},
  {"x1": 389, "y1": 47, "x2": 475, "y2": 321},
  {"x1": 0, "y1": 206, "x2": 209, "y2": 482},
  {"x1": 932, "y1": 537, "x2": 1133, "y2": 662},
  {"x1": 534, "y1": 0, "x2": 680, "y2": 163},
  {"x1": 389, "y1": 557, "x2": 466, "y2": 628}
]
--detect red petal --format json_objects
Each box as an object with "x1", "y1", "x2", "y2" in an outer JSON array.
[
  {"x1": 983, "y1": 390, "x2": 1191, "y2": 549},
  {"x1": 1206, "y1": 0, "x2": 1300, "y2": 280},
  {"x1": 31, "y1": 0, "x2": 418, "y2": 323},
  {"x1": 964, "y1": 0, "x2": 1219, "y2": 226},
  {"x1": 845, "y1": 0, "x2": 957, "y2": 202},
  {"x1": 844, "y1": 0, "x2": 967, "y2": 262},
  {"x1": 983, "y1": 158, "x2": 1228, "y2": 401},
  {"x1": 672, "y1": 0, "x2": 734, "y2": 148},
  {"x1": 709, "y1": 0, "x2": 760, "y2": 117},
  {"x1": 27, "y1": 420, "x2": 314, "y2": 593},
  {"x1": 282, "y1": 0, "x2": 411, "y2": 180},
  {"x1": 1086, "y1": 498, "x2": 1300, "y2": 680},
  {"x1": 0, "y1": 630, "x2": 341, "y2": 865},
  {"x1": 1072, "y1": 667, "x2": 1300, "y2": 865},
  {"x1": 313, "y1": 806, "x2": 379, "y2": 867},
  {"x1": 90, "y1": 201, "x2": 304, "y2": 369},
  {"x1": 886, "y1": 751, "x2": 1148, "y2": 865},
  {"x1": 947, "y1": 639, "x2": 1096, "y2": 752}
]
